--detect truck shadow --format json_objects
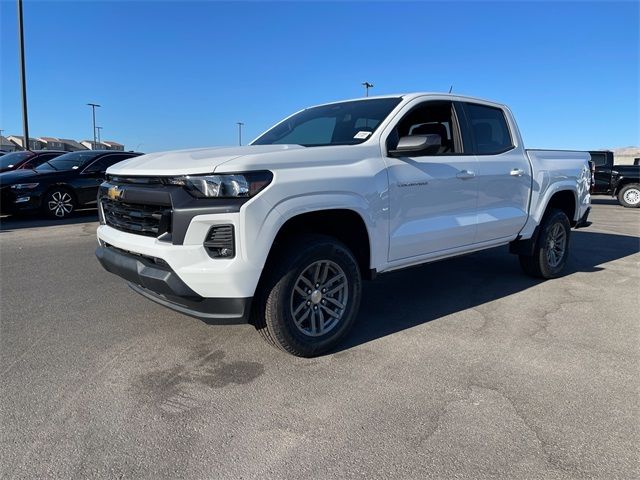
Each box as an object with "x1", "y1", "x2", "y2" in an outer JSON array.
[{"x1": 337, "y1": 230, "x2": 639, "y2": 352}]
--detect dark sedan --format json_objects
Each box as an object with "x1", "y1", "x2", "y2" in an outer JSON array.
[
  {"x1": 0, "y1": 150, "x2": 142, "y2": 218},
  {"x1": 0, "y1": 150, "x2": 67, "y2": 173}
]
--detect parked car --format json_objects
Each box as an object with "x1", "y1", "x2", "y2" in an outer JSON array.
[
  {"x1": 95, "y1": 93, "x2": 591, "y2": 357},
  {"x1": 0, "y1": 150, "x2": 142, "y2": 218},
  {"x1": 589, "y1": 150, "x2": 640, "y2": 207},
  {"x1": 0, "y1": 150, "x2": 67, "y2": 174}
]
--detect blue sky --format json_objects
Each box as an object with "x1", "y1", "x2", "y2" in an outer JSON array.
[{"x1": 1, "y1": 1, "x2": 638, "y2": 152}]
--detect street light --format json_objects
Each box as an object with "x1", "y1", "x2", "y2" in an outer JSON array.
[
  {"x1": 17, "y1": 0, "x2": 30, "y2": 150},
  {"x1": 96, "y1": 126, "x2": 103, "y2": 144},
  {"x1": 362, "y1": 81, "x2": 374, "y2": 97},
  {"x1": 86, "y1": 103, "x2": 101, "y2": 149},
  {"x1": 236, "y1": 122, "x2": 244, "y2": 146}
]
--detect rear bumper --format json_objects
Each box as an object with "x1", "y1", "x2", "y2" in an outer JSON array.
[{"x1": 96, "y1": 244, "x2": 252, "y2": 324}]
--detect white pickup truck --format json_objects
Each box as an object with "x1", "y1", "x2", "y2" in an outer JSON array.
[{"x1": 96, "y1": 93, "x2": 591, "y2": 356}]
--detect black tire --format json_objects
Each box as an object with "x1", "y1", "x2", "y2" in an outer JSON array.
[
  {"x1": 254, "y1": 234, "x2": 362, "y2": 357},
  {"x1": 617, "y1": 184, "x2": 640, "y2": 208},
  {"x1": 42, "y1": 188, "x2": 76, "y2": 219},
  {"x1": 519, "y1": 208, "x2": 571, "y2": 279}
]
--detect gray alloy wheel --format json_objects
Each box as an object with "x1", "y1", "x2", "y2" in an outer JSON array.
[
  {"x1": 544, "y1": 222, "x2": 567, "y2": 268},
  {"x1": 255, "y1": 234, "x2": 362, "y2": 357},
  {"x1": 45, "y1": 190, "x2": 75, "y2": 218},
  {"x1": 618, "y1": 184, "x2": 640, "y2": 208},
  {"x1": 519, "y1": 208, "x2": 571, "y2": 279},
  {"x1": 289, "y1": 260, "x2": 349, "y2": 338}
]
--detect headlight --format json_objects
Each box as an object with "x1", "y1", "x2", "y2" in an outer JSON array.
[
  {"x1": 165, "y1": 171, "x2": 273, "y2": 198},
  {"x1": 10, "y1": 183, "x2": 39, "y2": 190}
]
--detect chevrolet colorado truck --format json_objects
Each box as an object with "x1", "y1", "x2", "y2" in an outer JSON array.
[
  {"x1": 95, "y1": 93, "x2": 591, "y2": 357},
  {"x1": 589, "y1": 150, "x2": 640, "y2": 207}
]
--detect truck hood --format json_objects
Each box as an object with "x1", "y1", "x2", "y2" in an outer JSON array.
[{"x1": 106, "y1": 145, "x2": 305, "y2": 176}]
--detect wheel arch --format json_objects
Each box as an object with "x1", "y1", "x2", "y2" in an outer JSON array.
[
  {"x1": 545, "y1": 189, "x2": 577, "y2": 226},
  {"x1": 259, "y1": 207, "x2": 374, "y2": 283},
  {"x1": 613, "y1": 176, "x2": 639, "y2": 194}
]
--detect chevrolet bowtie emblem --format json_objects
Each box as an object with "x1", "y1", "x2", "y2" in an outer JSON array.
[{"x1": 107, "y1": 186, "x2": 123, "y2": 201}]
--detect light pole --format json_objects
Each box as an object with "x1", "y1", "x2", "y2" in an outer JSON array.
[
  {"x1": 87, "y1": 103, "x2": 101, "y2": 149},
  {"x1": 236, "y1": 122, "x2": 244, "y2": 146},
  {"x1": 17, "y1": 0, "x2": 30, "y2": 150},
  {"x1": 96, "y1": 126, "x2": 103, "y2": 144},
  {"x1": 362, "y1": 81, "x2": 374, "y2": 97}
]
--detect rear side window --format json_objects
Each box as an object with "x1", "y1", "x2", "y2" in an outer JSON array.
[
  {"x1": 590, "y1": 153, "x2": 607, "y2": 167},
  {"x1": 84, "y1": 154, "x2": 130, "y2": 173},
  {"x1": 464, "y1": 103, "x2": 513, "y2": 155}
]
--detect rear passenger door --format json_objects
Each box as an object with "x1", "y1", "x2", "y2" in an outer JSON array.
[{"x1": 460, "y1": 102, "x2": 530, "y2": 242}]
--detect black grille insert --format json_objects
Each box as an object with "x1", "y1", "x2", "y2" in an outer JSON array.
[
  {"x1": 204, "y1": 225, "x2": 235, "y2": 258},
  {"x1": 102, "y1": 199, "x2": 171, "y2": 237}
]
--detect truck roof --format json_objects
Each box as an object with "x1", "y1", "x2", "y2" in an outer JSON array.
[{"x1": 310, "y1": 92, "x2": 506, "y2": 109}]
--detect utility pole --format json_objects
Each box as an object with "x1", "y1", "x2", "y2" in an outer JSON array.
[
  {"x1": 362, "y1": 81, "x2": 374, "y2": 97},
  {"x1": 17, "y1": 0, "x2": 30, "y2": 150},
  {"x1": 96, "y1": 126, "x2": 103, "y2": 144},
  {"x1": 236, "y1": 122, "x2": 244, "y2": 146},
  {"x1": 86, "y1": 103, "x2": 101, "y2": 149}
]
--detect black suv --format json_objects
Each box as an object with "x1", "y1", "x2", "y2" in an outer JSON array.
[
  {"x1": 0, "y1": 150, "x2": 67, "y2": 173},
  {"x1": 0, "y1": 150, "x2": 142, "y2": 218}
]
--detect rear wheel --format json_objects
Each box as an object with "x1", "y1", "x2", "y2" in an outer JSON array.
[
  {"x1": 43, "y1": 188, "x2": 76, "y2": 219},
  {"x1": 254, "y1": 235, "x2": 362, "y2": 357},
  {"x1": 519, "y1": 208, "x2": 571, "y2": 279},
  {"x1": 617, "y1": 183, "x2": 640, "y2": 208}
]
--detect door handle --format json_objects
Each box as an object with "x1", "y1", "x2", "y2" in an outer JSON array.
[
  {"x1": 510, "y1": 168, "x2": 525, "y2": 177},
  {"x1": 456, "y1": 170, "x2": 475, "y2": 180}
]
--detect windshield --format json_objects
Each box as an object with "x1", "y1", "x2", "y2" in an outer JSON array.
[
  {"x1": 35, "y1": 151, "x2": 99, "y2": 172},
  {"x1": 0, "y1": 151, "x2": 33, "y2": 169},
  {"x1": 252, "y1": 98, "x2": 402, "y2": 147}
]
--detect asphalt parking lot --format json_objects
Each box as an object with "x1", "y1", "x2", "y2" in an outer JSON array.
[{"x1": 1, "y1": 200, "x2": 638, "y2": 479}]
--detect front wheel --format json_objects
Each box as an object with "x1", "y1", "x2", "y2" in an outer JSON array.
[
  {"x1": 617, "y1": 184, "x2": 640, "y2": 208},
  {"x1": 43, "y1": 188, "x2": 76, "y2": 219},
  {"x1": 254, "y1": 235, "x2": 362, "y2": 357},
  {"x1": 519, "y1": 209, "x2": 571, "y2": 279}
]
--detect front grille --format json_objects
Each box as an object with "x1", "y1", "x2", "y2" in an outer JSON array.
[{"x1": 102, "y1": 198, "x2": 171, "y2": 237}]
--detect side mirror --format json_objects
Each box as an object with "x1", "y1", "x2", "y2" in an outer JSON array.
[{"x1": 388, "y1": 134, "x2": 442, "y2": 157}]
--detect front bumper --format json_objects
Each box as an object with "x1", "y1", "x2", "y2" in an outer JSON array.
[
  {"x1": 96, "y1": 244, "x2": 252, "y2": 323},
  {"x1": 0, "y1": 186, "x2": 43, "y2": 214}
]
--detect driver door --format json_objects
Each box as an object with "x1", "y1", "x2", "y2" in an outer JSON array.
[{"x1": 383, "y1": 100, "x2": 479, "y2": 261}]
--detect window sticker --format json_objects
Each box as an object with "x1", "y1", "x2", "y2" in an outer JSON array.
[{"x1": 354, "y1": 131, "x2": 372, "y2": 139}]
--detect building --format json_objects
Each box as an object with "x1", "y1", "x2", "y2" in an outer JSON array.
[
  {"x1": 4, "y1": 135, "x2": 124, "y2": 152},
  {"x1": 102, "y1": 140, "x2": 124, "y2": 151},
  {"x1": 0, "y1": 136, "x2": 19, "y2": 152},
  {"x1": 80, "y1": 140, "x2": 103, "y2": 150},
  {"x1": 37, "y1": 137, "x2": 67, "y2": 150},
  {"x1": 80, "y1": 140, "x2": 125, "y2": 151},
  {"x1": 58, "y1": 138, "x2": 88, "y2": 151},
  {"x1": 7, "y1": 135, "x2": 43, "y2": 150}
]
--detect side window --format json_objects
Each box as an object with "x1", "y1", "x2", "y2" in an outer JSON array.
[
  {"x1": 84, "y1": 155, "x2": 127, "y2": 174},
  {"x1": 30, "y1": 153, "x2": 59, "y2": 168},
  {"x1": 464, "y1": 103, "x2": 514, "y2": 155},
  {"x1": 590, "y1": 153, "x2": 607, "y2": 167},
  {"x1": 388, "y1": 101, "x2": 460, "y2": 155}
]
